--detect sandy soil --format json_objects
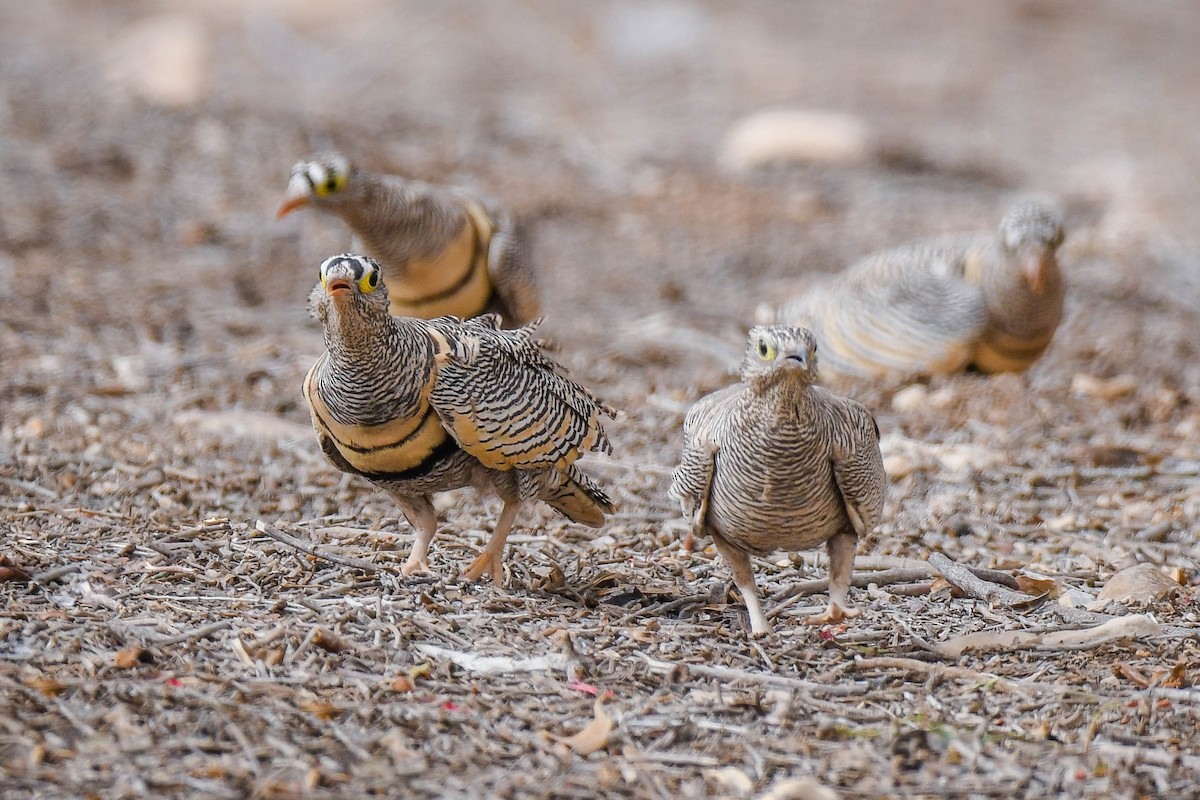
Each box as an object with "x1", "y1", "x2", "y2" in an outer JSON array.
[{"x1": 2, "y1": 2, "x2": 1200, "y2": 798}]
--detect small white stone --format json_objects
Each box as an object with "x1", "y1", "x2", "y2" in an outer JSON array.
[
  {"x1": 720, "y1": 108, "x2": 870, "y2": 172},
  {"x1": 891, "y1": 384, "x2": 929, "y2": 414}
]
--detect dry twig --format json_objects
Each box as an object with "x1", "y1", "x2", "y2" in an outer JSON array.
[{"x1": 253, "y1": 520, "x2": 390, "y2": 574}]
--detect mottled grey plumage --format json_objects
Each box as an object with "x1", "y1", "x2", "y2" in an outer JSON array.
[
  {"x1": 670, "y1": 326, "x2": 885, "y2": 634},
  {"x1": 303, "y1": 254, "x2": 611, "y2": 584},
  {"x1": 280, "y1": 153, "x2": 539, "y2": 326},
  {"x1": 770, "y1": 201, "x2": 1066, "y2": 381}
]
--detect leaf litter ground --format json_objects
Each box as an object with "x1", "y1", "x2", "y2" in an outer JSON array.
[{"x1": 2, "y1": 3, "x2": 1200, "y2": 798}]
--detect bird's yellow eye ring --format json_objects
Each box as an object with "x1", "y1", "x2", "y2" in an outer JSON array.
[
  {"x1": 314, "y1": 171, "x2": 347, "y2": 197},
  {"x1": 357, "y1": 268, "x2": 380, "y2": 293},
  {"x1": 757, "y1": 339, "x2": 777, "y2": 361}
]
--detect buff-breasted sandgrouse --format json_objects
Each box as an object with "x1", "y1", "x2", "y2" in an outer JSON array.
[
  {"x1": 670, "y1": 326, "x2": 885, "y2": 634},
  {"x1": 769, "y1": 201, "x2": 1066, "y2": 381},
  {"x1": 304, "y1": 254, "x2": 612, "y2": 584},
  {"x1": 280, "y1": 153, "x2": 539, "y2": 326}
]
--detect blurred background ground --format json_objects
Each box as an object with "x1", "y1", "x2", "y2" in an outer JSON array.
[{"x1": 2, "y1": 2, "x2": 1200, "y2": 798}]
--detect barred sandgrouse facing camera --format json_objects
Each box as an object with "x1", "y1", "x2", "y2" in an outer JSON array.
[
  {"x1": 768, "y1": 201, "x2": 1066, "y2": 381},
  {"x1": 303, "y1": 254, "x2": 612, "y2": 584},
  {"x1": 280, "y1": 153, "x2": 539, "y2": 326},
  {"x1": 670, "y1": 326, "x2": 885, "y2": 634}
]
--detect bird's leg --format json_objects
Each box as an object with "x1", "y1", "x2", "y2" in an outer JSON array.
[
  {"x1": 461, "y1": 500, "x2": 521, "y2": 587},
  {"x1": 712, "y1": 535, "x2": 771, "y2": 635},
  {"x1": 804, "y1": 531, "x2": 861, "y2": 625},
  {"x1": 391, "y1": 495, "x2": 436, "y2": 577}
]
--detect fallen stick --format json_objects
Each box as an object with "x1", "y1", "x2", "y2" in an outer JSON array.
[
  {"x1": 932, "y1": 613, "x2": 1164, "y2": 658},
  {"x1": 30, "y1": 563, "x2": 82, "y2": 585},
  {"x1": 853, "y1": 556, "x2": 1021, "y2": 589},
  {"x1": 769, "y1": 568, "x2": 932, "y2": 618},
  {"x1": 253, "y1": 520, "x2": 390, "y2": 573},
  {"x1": 153, "y1": 619, "x2": 235, "y2": 646},
  {"x1": 927, "y1": 552, "x2": 1032, "y2": 606},
  {"x1": 846, "y1": 656, "x2": 1018, "y2": 690},
  {"x1": 635, "y1": 652, "x2": 869, "y2": 697},
  {"x1": 772, "y1": 558, "x2": 1023, "y2": 616}
]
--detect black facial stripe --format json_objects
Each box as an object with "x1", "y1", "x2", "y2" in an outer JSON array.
[
  {"x1": 326, "y1": 256, "x2": 366, "y2": 280},
  {"x1": 302, "y1": 169, "x2": 317, "y2": 192}
]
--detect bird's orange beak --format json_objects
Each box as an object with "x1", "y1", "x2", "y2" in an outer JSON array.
[
  {"x1": 1021, "y1": 253, "x2": 1048, "y2": 295},
  {"x1": 277, "y1": 172, "x2": 313, "y2": 219},
  {"x1": 277, "y1": 195, "x2": 309, "y2": 219},
  {"x1": 326, "y1": 277, "x2": 353, "y2": 297}
]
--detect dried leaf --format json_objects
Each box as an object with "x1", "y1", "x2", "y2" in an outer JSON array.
[
  {"x1": 1016, "y1": 575, "x2": 1059, "y2": 597},
  {"x1": 1096, "y1": 564, "x2": 1179, "y2": 604},
  {"x1": 557, "y1": 699, "x2": 613, "y2": 756},
  {"x1": 1081, "y1": 445, "x2": 1143, "y2": 468},
  {"x1": 0, "y1": 567, "x2": 28, "y2": 582},
  {"x1": 1162, "y1": 660, "x2": 1190, "y2": 689},
  {"x1": 230, "y1": 637, "x2": 256, "y2": 667},
  {"x1": 299, "y1": 698, "x2": 341, "y2": 720},
  {"x1": 929, "y1": 577, "x2": 953, "y2": 595},
  {"x1": 705, "y1": 766, "x2": 754, "y2": 795},
  {"x1": 0, "y1": 555, "x2": 31, "y2": 582},
  {"x1": 312, "y1": 627, "x2": 351, "y2": 653},
  {"x1": 391, "y1": 675, "x2": 415, "y2": 693},
  {"x1": 1113, "y1": 662, "x2": 1151, "y2": 688},
  {"x1": 114, "y1": 646, "x2": 154, "y2": 668},
  {"x1": 24, "y1": 676, "x2": 68, "y2": 696}
]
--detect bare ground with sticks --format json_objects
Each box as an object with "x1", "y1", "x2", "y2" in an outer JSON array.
[{"x1": 3, "y1": 2, "x2": 1200, "y2": 798}]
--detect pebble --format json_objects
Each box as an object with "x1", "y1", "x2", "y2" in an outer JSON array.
[{"x1": 719, "y1": 108, "x2": 870, "y2": 172}]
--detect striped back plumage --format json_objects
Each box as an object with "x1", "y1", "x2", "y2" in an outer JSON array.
[
  {"x1": 428, "y1": 316, "x2": 614, "y2": 473},
  {"x1": 771, "y1": 202, "x2": 1065, "y2": 380}
]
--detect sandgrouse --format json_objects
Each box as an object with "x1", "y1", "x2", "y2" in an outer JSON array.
[
  {"x1": 303, "y1": 253, "x2": 612, "y2": 584},
  {"x1": 280, "y1": 153, "x2": 539, "y2": 326},
  {"x1": 670, "y1": 326, "x2": 885, "y2": 634},
  {"x1": 769, "y1": 201, "x2": 1066, "y2": 381}
]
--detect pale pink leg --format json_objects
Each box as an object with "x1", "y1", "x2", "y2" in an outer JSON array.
[
  {"x1": 389, "y1": 494, "x2": 436, "y2": 577},
  {"x1": 461, "y1": 501, "x2": 521, "y2": 587},
  {"x1": 713, "y1": 535, "x2": 772, "y2": 635},
  {"x1": 804, "y1": 531, "x2": 861, "y2": 625}
]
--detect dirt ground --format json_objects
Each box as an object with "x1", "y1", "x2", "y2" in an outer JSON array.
[{"x1": 3, "y1": 1, "x2": 1200, "y2": 798}]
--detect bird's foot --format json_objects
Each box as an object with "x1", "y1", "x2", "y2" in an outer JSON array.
[
  {"x1": 748, "y1": 610, "x2": 774, "y2": 636},
  {"x1": 460, "y1": 550, "x2": 505, "y2": 587},
  {"x1": 803, "y1": 602, "x2": 861, "y2": 626},
  {"x1": 400, "y1": 554, "x2": 431, "y2": 577}
]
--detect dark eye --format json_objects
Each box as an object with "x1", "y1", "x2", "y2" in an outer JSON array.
[
  {"x1": 367, "y1": 270, "x2": 379, "y2": 288},
  {"x1": 757, "y1": 340, "x2": 769, "y2": 357}
]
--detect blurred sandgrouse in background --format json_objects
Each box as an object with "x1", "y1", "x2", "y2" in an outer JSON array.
[
  {"x1": 280, "y1": 153, "x2": 540, "y2": 326},
  {"x1": 670, "y1": 325, "x2": 885, "y2": 634},
  {"x1": 303, "y1": 254, "x2": 611, "y2": 585},
  {"x1": 768, "y1": 201, "x2": 1066, "y2": 382}
]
